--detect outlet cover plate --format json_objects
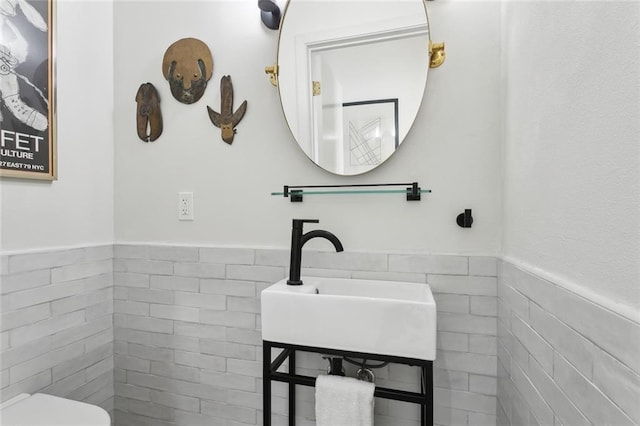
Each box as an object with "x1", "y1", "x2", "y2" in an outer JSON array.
[{"x1": 178, "y1": 192, "x2": 194, "y2": 220}]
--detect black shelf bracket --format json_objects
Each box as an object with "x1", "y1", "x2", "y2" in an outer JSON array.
[{"x1": 284, "y1": 187, "x2": 303, "y2": 202}]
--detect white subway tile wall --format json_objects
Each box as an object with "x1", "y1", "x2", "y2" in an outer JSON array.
[
  {"x1": 113, "y1": 245, "x2": 497, "y2": 426},
  {"x1": 0, "y1": 246, "x2": 115, "y2": 420},
  {"x1": 497, "y1": 260, "x2": 640, "y2": 426}
]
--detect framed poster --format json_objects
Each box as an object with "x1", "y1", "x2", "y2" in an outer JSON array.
[
  {"x1": 0, "y1": 0, "x2": 56, "y2": 180},
  {"x1": 342, "y1": 98, "x2": 399, "y2": 175}
]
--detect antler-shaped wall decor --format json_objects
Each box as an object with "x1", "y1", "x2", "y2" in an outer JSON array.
[{"x1": 206, "y1": 75, "x2": 247, "y2": 144}]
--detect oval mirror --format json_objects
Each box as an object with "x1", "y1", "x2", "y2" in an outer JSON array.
[{"x1": 277, "y1": 0, "x2": 430, "y2": 176}]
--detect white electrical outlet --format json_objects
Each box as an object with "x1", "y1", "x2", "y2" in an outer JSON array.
[{"x1": 178, "y1": 192, "x2": 194, "y2": 220}]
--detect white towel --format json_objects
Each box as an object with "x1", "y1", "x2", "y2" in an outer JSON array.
[{"x1": 315, "y1": 374, "x2": 375, "y2": 426}]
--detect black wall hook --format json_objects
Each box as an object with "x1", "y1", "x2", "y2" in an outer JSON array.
[{"x1": 457, "y1": 209, "x2": 473, "y2": 228}]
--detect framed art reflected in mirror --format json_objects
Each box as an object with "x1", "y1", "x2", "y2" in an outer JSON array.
[
  {"x1": 1, "y1": 0, "x2": 56, "y2": 180},
  {"x1": 341, "y1": 99, "x2": 398, "y2": 176}
]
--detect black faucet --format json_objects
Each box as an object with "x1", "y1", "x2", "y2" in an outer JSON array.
[{"x1": 287, "y1": 219, "x2": 344, "y2": 286}]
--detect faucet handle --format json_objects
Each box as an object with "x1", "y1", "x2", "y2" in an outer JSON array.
[{"x1": 292, "y1": 219, "x2": 319, "y2": 229}]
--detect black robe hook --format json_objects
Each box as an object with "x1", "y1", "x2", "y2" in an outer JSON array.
[{"x1": 457, "y1": 209, "x2": 473, "y2": 228}]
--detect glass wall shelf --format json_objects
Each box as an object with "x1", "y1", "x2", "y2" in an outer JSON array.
[{"x1": 271, "y1": 183, "x2": 429, "y2": 202}]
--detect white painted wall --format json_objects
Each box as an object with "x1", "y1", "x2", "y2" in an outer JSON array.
[
  {"x1": 502, "y1": 1, "x2": 640, "y2": 314},
  {"x1": 0, "y1": 0, "x2": 114, "y2": 252},
  {"x1": 7, "y1": 0, "x2": 635, "y2": 318},
  {"x1": 113, "y1": 0, "x2": 503, "y2": 255},
  {"x1": 1, "y1": 0, "x2": 634, "y2": 321}
]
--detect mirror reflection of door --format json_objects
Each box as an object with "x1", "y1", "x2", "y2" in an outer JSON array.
[
  {"x1": 278, "y1": 0, "x2": 430, "y2": 176},
  {"x1": 311, "y1": 51, "x2": 345, "y2": 174}
]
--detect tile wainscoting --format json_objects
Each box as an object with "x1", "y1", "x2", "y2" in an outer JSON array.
[
  {"x1": 497, "y1": 260, "x2": 640, "y2": 426},
  {"x1": 6, "y1": 245, "x2": 637, "y2": 426},
  {"x1": 0, "y1": 245, "x2": 115, "y2": 419},
  {"x1": 112, "y1": 245, "x2": 498, "y2": 426}
]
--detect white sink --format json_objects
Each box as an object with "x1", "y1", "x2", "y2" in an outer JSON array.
[{"x1": 261, "y1": 277, "x2": 437, "y2": 361}]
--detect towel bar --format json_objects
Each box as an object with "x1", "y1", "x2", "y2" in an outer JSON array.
[{"x1": 262, "y1": 340, "x2": 433, "y2": 426}]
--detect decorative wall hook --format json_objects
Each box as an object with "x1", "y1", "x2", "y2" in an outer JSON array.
[
  {"x1": 162, "y1": 38, "x2": 213, "y2": 104},
  {"x1": 429, "y1": 41, "x2": 446, "y2": 68},
  {"x1": 207, "y1": 75, "x2": 248, "y2": 144},
  {"x1": 135, "y1": 82, "x2": 163, "y2": 142},
  {"x1": 265, "y1": 65, "x2": 278, "y2": 86},
  {"x1": 456, "y1": 209, "x2": 473, "y2": 228}
]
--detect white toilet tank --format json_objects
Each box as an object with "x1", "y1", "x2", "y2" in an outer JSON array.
[{"x1": 0, "y1": 393, "x2": 111, "y2": 425}]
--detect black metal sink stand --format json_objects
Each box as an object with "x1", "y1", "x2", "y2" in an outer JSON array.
[{"x1": 262, "y1": 340, "x2": 433, "y2": 426}]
